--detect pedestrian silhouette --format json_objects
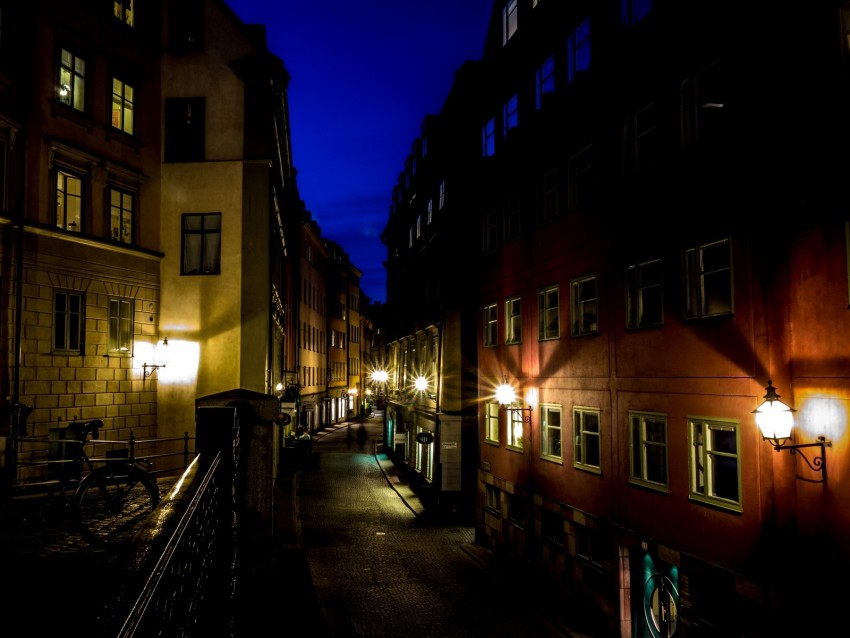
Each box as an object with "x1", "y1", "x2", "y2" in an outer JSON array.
[
  {"x1": 356, "y1": 423, "x2": 367, "y2": 447},
  {"x1": 346, "y1": 424, "x2": 353, "y2": 448}
]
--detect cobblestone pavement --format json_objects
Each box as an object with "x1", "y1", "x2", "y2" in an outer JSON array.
[{"x1": 275, "y1": 416, "x2": 600, "y2": 638}]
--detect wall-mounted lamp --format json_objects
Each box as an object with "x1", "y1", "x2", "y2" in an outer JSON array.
[
  {"x1": 142, "y1": 337, "x2": 168, "y2": 378},
  {"x1": 495, "y1": 382, "x2": 532, "y2": 423},
  {"x1": 753, "y1": 380, "x2": 831, "y2": 482}
]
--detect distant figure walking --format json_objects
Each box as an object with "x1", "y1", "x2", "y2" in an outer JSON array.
[{"x1": 356, "y1": 423, "x2": 367, "y2": 447}]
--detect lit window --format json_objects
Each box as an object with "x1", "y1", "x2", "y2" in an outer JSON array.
[
  {"x1": 507, "y1": 405, "x2": 524, "y2": 450},
  {"x1": 113, "y1": 0, "x2": 134, "y2": 27},
  {"x1": 59, "y1": 49, "x2": 85, "y2": 111},
  {"x1": 109, "y1": 187, "x2": 134, "y2": 244},
  {"x1": 111, "y1": 78, "x2": 135, "y2": 134},
  {"x1": 56, "y1": 170, "x2": 82, "y2": 232}
]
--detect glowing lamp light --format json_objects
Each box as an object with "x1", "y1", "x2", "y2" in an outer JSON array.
[
  {"x1": 414, "y1": 376, "x2": 428, "y2": 392},
  {"x1": 371, "y1": 370, "x2": 389, "y2": 384},
  {"x1": 753, "y1": 380, "x2": 831, "y2": 482},
  {"x1": 495, "y1": 383, "x2": 517, "y2": 406}
]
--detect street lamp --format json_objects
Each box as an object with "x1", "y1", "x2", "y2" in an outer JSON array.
[
  {"x1": 753, "y1": 380, "x2": 831, "y2": 482},
  {"x1": 495, "y1": 382, "x2": 532, "y2": 448}
]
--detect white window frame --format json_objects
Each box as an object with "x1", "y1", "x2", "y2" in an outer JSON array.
[
  {"x1": 506, "y1": 404, "x2": 524, "y2": 450},
  {"x1": 502, "y1": 0, "x2": 518, "y2": 45},
  {"x1": 485, "y1": 402, "x2": 500, "y2": 444},
  {"x1": 108, "y1": 296, "x2": 134, "y2": 355},
  {"x1": 59, "y1": 48, "x2": 86, "y2": 112},
  {"x1": 111, "y1": 77, "x2": 135, "y2": 135}
]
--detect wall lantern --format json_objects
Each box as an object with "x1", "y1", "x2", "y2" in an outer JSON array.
[
  {"x1": 142, "y1": 337, "x2": 168, "y2": 378},
  {"x1": 753, "y1": 380, "x2": 831, "y2": 482},
  {"x1": 495, "y1": 382, "x2": 532, "y2": 424}
]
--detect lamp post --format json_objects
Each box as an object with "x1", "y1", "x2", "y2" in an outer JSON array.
[{"x1": 753, "y1": 380, "x2": 831, "y2": 482}]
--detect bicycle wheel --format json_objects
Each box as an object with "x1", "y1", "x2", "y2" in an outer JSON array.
[{"x1": 72, "y1": 465, "x2": 160, "y2": 546}]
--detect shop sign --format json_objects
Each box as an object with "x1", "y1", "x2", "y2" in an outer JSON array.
[{"x1": 415, "y1": 431, "x2": 434, "y2": 444}]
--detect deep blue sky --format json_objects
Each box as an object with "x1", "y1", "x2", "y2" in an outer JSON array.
[{"x1": 226, "y1": 1, "x2": 494, "y2": 304}]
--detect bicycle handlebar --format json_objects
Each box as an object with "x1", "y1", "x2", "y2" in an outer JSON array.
[{"x1": 67, "y1": 419, "x2": 103, "y2": 441}]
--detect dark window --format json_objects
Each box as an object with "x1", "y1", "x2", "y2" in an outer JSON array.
[
  {"x1": 182, "y1": 213, "x2": 221, "y2": 275},
  {"x1": 165, "y1": 98, "x2": 205, "y2": 163},
  {"x1": 54, "y1": 291, "x2": 84, "y2": 353}
]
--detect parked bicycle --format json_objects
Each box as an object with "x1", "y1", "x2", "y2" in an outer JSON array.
[{"x1": 2, "y1": 414, "x2": 161, "y2": 546}]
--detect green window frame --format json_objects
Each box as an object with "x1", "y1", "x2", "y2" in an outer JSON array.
[
  {"x1": 574, "y1": 406, "x2": 601, "y2": 473},
  {"x1": 629, "y1": 411, "x2": 669, "y2": 491},
  {"x1": 538, "y1": 285, "x2": 559, "y2": 340},
  {"x1": 688, "y1": 417, "x2": 741, "y2": 512}
]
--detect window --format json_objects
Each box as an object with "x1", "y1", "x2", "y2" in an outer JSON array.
[
  {"x1": 684, "y1": 238, "x2": 732, "y2": 318},
  {"x1": 541, "y1": 509, "x2": 563, "y2": 545},
  {"x1": 507, "y1": 404, "x2": 524, "y2": 449},
  {"x1": 56, "y1": 170, "x2": 83, "y2": 232},
  {"x1": 574, "y1": 407, "x2": 600, "y2": 472},
  {"x1": 485, "y1": 484, "x2": 500, "y2": 512},
  {"x1": 502, "y1": 0, "x2": 518, "y2": 45},
  {"x1": 483, "y1": 303, "x2": 497, "y2": 347},
  {"x1": 59, "y1": 48, "x2": 85, "y2": 112},
  {"x1": 114, "y1": 0, "x2": 134, "y2": 26},
  {"x1": 681, "y1": 61, "x2": 724, "y2": 149},
  {"x1": 485, "y1": 402, "x2": 500, "y2": 443},
  {"x1": 505, "y1": 297, "x2": 521, "y2": 344},
  {"x1": 483, "y1": 209, "x2": 498, "y2": 253},
  {"x1": 165, "y1": 98, "x2": 205, "y2": 163},
  {"x1": 624, "y1": 103, "x2": 659, "y2": 176},
  {"x1": 416, "y1": 215, "x2": 421, "y2": 238},
  {"x1": 576, "y1": 523, "x2": 605, "y2": 569},
  {"x1": 629, "y1": 411, "x2": 668, "y2": 490},
  {"x1": 109, "y1": 187, "x2": 134, "y2": 244},
  {"x1": 540, "y1": 404, "x2": 562, "y2": 460},
  {"x1": 542, "y1": 169, "x2": 558, "y2": 222},
  {"x1": 688, "y1": 418, "x2": 741, "y2": 512},
  {"x1": 181, "y1": 213, "x2": 221, "y2": 275},
  {"x1": 571, "y1": 275, "x2": 598, "y2": 336},
  {"x1": 111, "y1": 78, "x2": 135, "y2": 135},
  {"x1": 439, "y1": 180, "x2": 445, "y2": 209},
  {"x1": 503, "y1": 93, "x2": 518, "y2": 137},
  {"x1": 626, "y1": 258, "x2": 663, "y2": 328},
  {"x1": 507, "y1": 492, "x2": 526, "y2": 526},
  {"x1": 108, "y1": 297, "x2": 134, "y2": 355},
  {"x1": 621, "y1": 0, "x2": 653, "y2": 26},
  {"x1": 538, "y1": 285, "x2": 559, "y2": 340},
  {"x1": 535, "y1": 55, "x2": 555, "y2": 109},
  {"x1": 567, "y1": 17, "x2": 591, "y2": 83},
  {"x1": 568, "y1": 144, "x2": 594, "y2": 210},
  {"x1": 500, "y1": 197, "x2": 520, "y2": 243},
  {"x1": 427, "y1": 199, "x2": 433, "y2": 224},
  {"x1": 54, "y1": 291, "x2": 84, "y2": 353},
  {"x1": 482, "y1": 117, "x2": 496, "y2": 157}
]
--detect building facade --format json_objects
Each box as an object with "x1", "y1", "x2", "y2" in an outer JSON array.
[{"x1": 384, "y1": 0, "x2": 850, "y2": 636}]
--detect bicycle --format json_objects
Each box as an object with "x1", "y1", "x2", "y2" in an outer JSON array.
[{"x1": 3, "y1": 415, "x2": 161, "y2": 547}]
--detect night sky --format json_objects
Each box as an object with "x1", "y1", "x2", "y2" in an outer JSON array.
[{"x1": 226, "y1": 0, "x2": 494, "y2": 304}]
